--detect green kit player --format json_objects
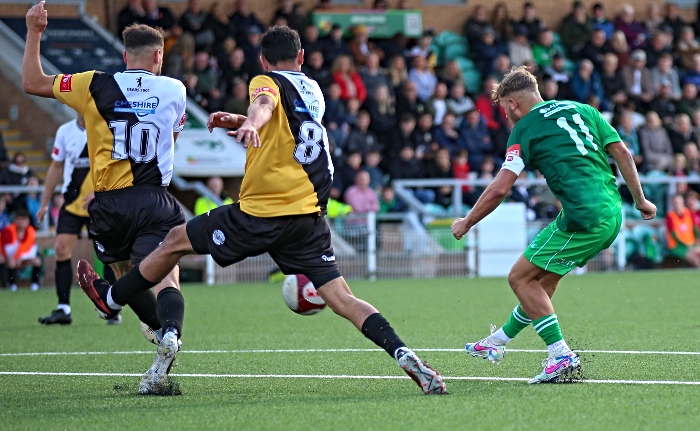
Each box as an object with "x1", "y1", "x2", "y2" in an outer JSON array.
[{"x1": 451, "y1": 67, "x2": 657, "y2": 383}]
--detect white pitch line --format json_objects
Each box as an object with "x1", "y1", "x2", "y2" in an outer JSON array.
[
  {"x1": 1, "y1": 371, "x2": 699, "y2": 386},
  {"x1": 2, "y1": 348, "x2": 700, "y2": 357}
]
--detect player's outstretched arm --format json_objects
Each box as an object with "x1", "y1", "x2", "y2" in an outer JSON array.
[
  {"x1": 22, "y1": 1, "x2": 56, "y2": 98},
  {"x1": 207, "y1": 112, "x2": 247, "y2": 132},
  {"x1": 229, "y1": 95, "x2": 275, "y2": 148},
  {"x1": 452, "y1": 169, "x2": 518, "y2": 240},
  {"x1": 607, "y1": 141, "x2": 656, "y2": 220}
]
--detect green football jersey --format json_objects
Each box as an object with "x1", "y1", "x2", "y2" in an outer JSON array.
[{"x1": 506, "y1": 100, "x2": 622, "y2": 231}]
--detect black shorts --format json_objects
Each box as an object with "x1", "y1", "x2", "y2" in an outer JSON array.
[
  {"x1": 89, "y1": 184, "x2": 185, "y2": 265},
  {"x1": 186, "y1": 203, "x2": 341, "y2": 286},
  {"x1": 56, "y1": 206, "x2": 91, "y2": 236}
]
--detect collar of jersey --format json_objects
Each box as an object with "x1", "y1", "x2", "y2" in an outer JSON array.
[{"x1": 123, "y1": 69, "x2": 155, "y2": 75}]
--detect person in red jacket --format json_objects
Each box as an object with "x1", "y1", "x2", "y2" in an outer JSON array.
[
  {"x1": 331, "y1": 54, "x2": 367, "y2": 103},
  {"x1": 0, "y1": 209, "x2": 41, "y2": 291}
]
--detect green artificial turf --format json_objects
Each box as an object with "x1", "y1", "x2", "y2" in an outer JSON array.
[{"x1": 1, "y1": 270, "x2": 699, "y2": 430}]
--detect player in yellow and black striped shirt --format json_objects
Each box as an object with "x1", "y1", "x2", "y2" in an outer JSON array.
[{"x1": 79, "y1": 26, "x2": 447, "y2": 395}]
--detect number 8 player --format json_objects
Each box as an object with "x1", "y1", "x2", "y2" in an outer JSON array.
[
  {"x1": 23, "y1": 2, "x2": 187, "y2": 394},
  {"x1": 451, "y1": 66, "x2": 657, "y2": 383}
]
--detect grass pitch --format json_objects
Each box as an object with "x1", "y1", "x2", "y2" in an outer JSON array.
[{"x1": 1, "y1": 270, "x2": 699, "y2": 430}]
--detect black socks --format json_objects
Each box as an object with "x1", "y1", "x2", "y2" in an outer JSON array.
[
  {"x1": 361, "y1": 313, "x2": 406, "y2": 359},
  {"x1": 128, "y1": 289, "x2": 161, "y2": 330},
  {"x1": 156, "y1": 287, "x2": 184, "y2": 336},
  {"x1": 55, "y1": 259, "x2": 72, "y2": 304},
  {"x1": 111, "y1": 264, "x2": 157, "y2": 306}
]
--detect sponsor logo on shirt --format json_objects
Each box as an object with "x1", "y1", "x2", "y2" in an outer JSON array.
[
  {"x1": 114, "y1": 96, "x2": 159, "y2": 116},
  {"x1": 294, "y1": 99, "x2": 319, "y2": 118},
  {"x1": 52, "y1": 147, "x2": 60, "y2": 156},
  {"x1": 321, "y1": 254, "x2": 336, "y2": 262},
  {"x1": 252, "y1": 86, "x2": 277, "y2": 99},
  {"x1": 212, "y1": 229, "x2": 225, "y2": 245},
  {"x1": 298, "y1": 83, "x2": 315, "y2": 96},
  {"x1": 60, "y1": 74, "x2": 72, "y2": 92}
]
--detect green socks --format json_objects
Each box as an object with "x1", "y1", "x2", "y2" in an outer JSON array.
[
  {"x1": 532, "y1": 314, "x2": 564, "y2": 345},
  {"x1": 501, "y1": 304, "x2": 532, "y2": 339}
]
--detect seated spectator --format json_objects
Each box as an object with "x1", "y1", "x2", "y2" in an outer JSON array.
[
  {"x1": 387, "y1": 55, "x2": 409, "y2": 93},
  {"x1": 541, "y1": 77, "x2": 562, "y2": 101},
  {"x1": 408, "y1": 55, "x2": 438, "y2": 103},
  {"x1": 532, "y1": 28, "x2": 557, "y2": 70},
  {"x1": 337, "y1": 152, "x2": 363, "y2": 196},
  {"x1": 429, "y1": 82, "x2": 449, "y2": 126},
  {"x1": 648, "y1": 81, "x2": 678, "y2": 125},
  {"x1": 344, "y1": 170, "x2": 379, "y2": 214},
  {"x1": 222, "y1": 79, "x2": 250, "y2": 115},
  {"x1": 675, "y1": 26, "x2": 700, "y2": 71},
  {"x1": 409, "y1": 30, "x2": 438, "y2": 69},
  {"x1": 349, "y1": 24, "x2": 384, "y2": 68},
  {"x1": 663, "y1": 2, "x2": 686, "y2": 41},
  {"x1": 414, "y1": 113, "x2": 437, "y2": 159},
  {"x1": 379, "y1": 186, "x2": 406, "y2": 213},
  {"x1": 614, "y1": 4, "x2": 647, "y2": 51},
  {"x1": 645, "y1": 31, "x2": 672, "y2": 69},
  {"x1": 118, "y1": 0, "x2": 145, "y2": 35},
  {"x1": 272, "y1": 0, "x2": 302, "y2": 31},
  {"x1": 693, "y1": 110, "x2": 700, "y2": 135},
  {"x1": 203, "y1": 2, "x2": 234, "y2": 55},
  {"x1": 345, "y1": 98, "x2": 361, "y2": 130},
  {"x1": 519, "y1": 2, "x2": 544, "y2": 44},
  {"x1": 561, "y1": 1, "x2": 594, "y2": 57},
  {"x1": 388, "y1": 113, "x2": 420, "y2": 158},
  {"x1": 221, "y1": 48, "x2": 250, "y2": 94},
  {"x1": 581, "y1": 29, "x2": 612, "y2": 72},
  {"x1": 474, "y1": 77, "x2": 510, "y2": 153},
  {"x1": 438, "y1": 60, "x2": 462, "y2": 91},
  {"x1": 492, "y1": 55, "x2": 512, "y2": 82},
  {"x1": 666, "y1": 194, "x2": 700, "y2": 267},
  {"x1": 229, "y1": 0, "x2": 264, "y2": 45},
  {"x1": 652, "y1": 53, "x2": 681, "y2": 100},
  {"x1": 301, "y1": 24, "x2": 324, "y2": 62},
  {"x1": 491, "y1": 2, "x2": 514, "y2": 42},
  {"x1": 302, "y1": 50, "x2": 332, "y2": 91},
  {"x1": 622, "y1": 50, "x2": 654, "y2": 111},
  {"x1": 365, "y1": 85, "x2": 397, "y2": 148},
  {"x1": 48, "y1": 193, "x2": 62, "y2": 228},
  {"x1": 363, "y1": 150, "x2": 385, "y2": 191},
  {"x1": 452, "y1": 149, "x2": 472, "y2": 199},
  {"x1": 508, "y1": 26, "x2": 534, "y2": 68},
  {"x1": 507, "y1": 170, "x2": 537, "y2": 221},
  {"x1": 610, "y1": 30, "x2": 631, "y2": 69},
  {"x1": 460, "y1": 110, "x2": 493, "y2": 170},
  {"x1": 591, "y1": 3, "x2": 614, "y2": 40},
  {"x1": 377, "y1": 33, "x2": 407, "y2": 69},
  {"x1": 644, "y1": 3, "x2": 664, "y2": 36},
  {"x1": 639, "y1": 111, "x2": 673, "y2": 172},
  {"x1": 332, "y1": 55, "x2": 367, "y2": 103},
  {"x1": 473, "y1": 26, "x2": 507, "y2": 78},
  {"x1": 425, "y1": 147, "x2": 454, "y2": 208},
  {"x1": 686, "y1": 191, "x2": 700, "y2": 225},
  {"x1": 194, "y1": 176, "x2": 233, "y2": 216},
  {"x1": 668, "y1": 114, "x2": 697, "y2": 154},
  {"x1": 464, "y1": 5, "x2": 490, "y2": 47},
  {"x1": 241, "y1": 25, "x2": 263, "y2": 72},
  {"x1": 432, "y1": 113, "x2": 463, "y2": 155},
  {"x1": 616, "y1": 110, "x2": 643, "y2": 169},
  {"x1": 142, "y1": 0, "x2": 176, "y2": 38},
  {"x1": 569, "y1": 59, "x2": 604, "y2": 104},
  {"x1": 324, "y1": 83, "x2": 349, "y2": 148},
  {"x1": 360, "y1": 53, "x2": 392, "y2": 102},
  {"x1": 677, "y1": 82, "x2": 700, "y2": 117},
  {"x1": 0, "y1": 209, "x2": 41, "y2": 291},
  {"x1": 22, "y1": 176, "x2": 41, "y2": 225},
  {"x1": 446, "y1": 81, "x2": 475, "y2": 121},
  {"x1": 215, "y1": 37, "x2": 237, "y2": 70},
  {"x1": 683, "y1": 54, "x2": 700, "y2": 90},
  {"x1": 544, "y1": 53, "x2": 571, "y2": 86},
  {"x1": 684, "y1": 142, "x2": 700, "y2": 178},
  {"x1": 322, "y1": 24, "x2": 351, "y2": 66},
  {"x1": 345, "y1": 111, "x2": 381, "y2": 157},
  {"x1": 473, "y1": 156, "x2": 496, "y2": 198},
  {"x1": 179, "y1": 0, "x2": 213, "y2": 51},
  {"x1": 193, "y1": 51, "x2": 223, "y2": 112},
  {"x1": 388, "y1": 146, "x2": 434, "y2": 203},
  {"x1": 600, "y1": 53, "x2": 628, "y2": 107},
  {"x1": 4, "y1": 153, "x2": 34, "y2": 186}
]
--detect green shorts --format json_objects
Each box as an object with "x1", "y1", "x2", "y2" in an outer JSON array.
[
  {"x1": 523, "y1": 212, "x2": 622, "y2": 275},
  {"x1": 668, "y1": 244, "x2": 688, "y2": 260}
]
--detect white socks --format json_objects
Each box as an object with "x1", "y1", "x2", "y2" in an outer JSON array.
[
  {"x1": 106, "y1": 288, "x2": 123, "y2": 311},
  {"x1": 57, "y1": 304, "x2": 71, "y2": 315},
  {"x1": 547, "y1": 340, "x2": 572, "y2": 357},
  {"x1": 488, "y1": 328, "x2": 511, "y2": 346}
]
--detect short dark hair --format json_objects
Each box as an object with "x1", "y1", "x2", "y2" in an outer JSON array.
[
  {"x1": 261, "y1": 26, "x2": 301, "y2": 65},
  {"x1": 122, "y1": 24, "x2": 164, "y2": 55},
  {"x1": 14, "y1": 208, "x2": 30, "y2": 220}
]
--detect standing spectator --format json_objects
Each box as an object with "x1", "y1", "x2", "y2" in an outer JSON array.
[
  {"x1": 429, "y1": 82, "x2": 449, "y2": 126},
  {"x1": 229, "y1": 0, "x2": 264, "y2": 45},
  {"x1": 194, "y1": 176, "x2": 233, "y2": 216},
  {"x1": 360, "y1": 53, "x2": 392, "y2": 102},
  {"x1": 532, "y1": 29, "x2": 558, "y2": 70},
  {"x1": 464, "y1": 5, "x2": 490, "y2": 47},
  {"x1": 349, "y1": 25, "x2": 384, "y2": 68},
  {"x1": 560, "y1": 1, "x2": 594, "y2": 58},
  {"x1": 519, "y1": 2, "x2": 544, "y2": 44},
  {"x1": 344, "y1": 171, "x2": 379, "y2": 214},
  {"x1": 408, "y1": 55, "x2": 438, "y2": 103},
  {"x1": 272, "y1": 0, "x2": 302, "y2": 31},
  {"x1": 509, "y1": 25, "x2": 534, "y2": 67},
  {"x1": 675, "y1": 26, "x2": 700, "y2": 71},
  {"x1": 433, "y1": 113, "x2": 463, "y2": 155},
  {"x1": 118, "y1": 0, "x2": 145, "y2": 35},
  {"x1": 332, "y1": 55, "x2": 367, "y2": 103},
  {"x1": 241, "y1": 25, "x2": 263, "y2": 72},
  {"x1": 302, "y1": 50, "x2": 332, "y2": 91},
  {"x1": 614, "y1": 4, "x2": 647, "y2": 51},
  {"x1": 677, "y1": 82, "x2": 700, "y2": 117},
  {"x1": 387, "y1": 55, "x2": 408, "y2": 93},
  {"x1": 581, "y1": 29, "x2": 612, "y2": 72},
  {"x1": 591, "y1": 3, "x2": 614, "y2": 40},
  {"x1": 203, "y1": 2, "x2": 234, "y2": 55},
  {"x1": 322, "y1": 24, "x2": 351, "y2": 66},
  {"x1": 651, "y1": 53, "x2": 681, "y2": 99},
  {"x1": 473, "y1": 26, "x2": 507, "y2": 78},
  {"x1": 616, "y1": 110, "x2": 643, "y2": 169},
  {"x1": 668, "y1": 114, "x2": 697, "y2": 154},
  {"x1": 345, "y1": 111, "x2": 381, "y2": 157},
  {"x1": 460, "y1": 110, "x2": 493, "y2": 170},
  {"x1": 491, "y1": 2, "x2": 514, "y2": 42},
  {"x1": 142, "y1": 0, "x2": 176, "y2": 38},
  {"x1": 645, "y1": 31, "x2": 672, "y2": 69},
  {"x1": 622, "y1": 50, "x2": 654, "y2": 111},
  {"x1": 644, "y1": 4, "x2": 664, "y2": 36},
  {"x1": 600, "y1": 53, "x2": 628, "y2": 108},
  {"x1": 569, "y1": 59, "x2": 604, "y2": 104},
  {"x1": 666, "y1": 194, "x2": 700, "y2": 267},
  {"x1": 639, "y1": 111, "x2": 673, "y2": 172},
  {"x1": 0, "y1": 209, "x2": 41, "y2": 291},
  {"x1": 662, "y1": 2, "x2": 686, "y2": 41},
  {"x1": 365, "y1": 85, "x2": 397, "y2": 148},
  {"x1": 446, "y1": 81, "x2": 475, "y2": 120},
  {"x1": 179, "y1": 0, "x2": 213, "y2": 51},
  {"x1": 610, "y1": 30, "x2": 631, "y2": 69}
]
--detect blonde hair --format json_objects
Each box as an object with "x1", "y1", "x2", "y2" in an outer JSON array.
[{"x1": 491, "y1": 65, "x2": 538, "y2": 103}]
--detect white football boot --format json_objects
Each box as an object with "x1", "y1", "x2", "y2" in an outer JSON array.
[
  {"x1": 138, "y1": 330, "x2": 181, "y2": 394},
  {"x1": 395, "y1": 348, "x2": 447, "y2": 395}
]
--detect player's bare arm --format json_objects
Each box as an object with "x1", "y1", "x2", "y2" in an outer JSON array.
[
  {"x1": 452, "y1": 169, "x2": 518, "y2": 240},
  {"x1": 36, "y1": 160, "x2": 64, "y2": 223},
  {"x1": 207, "y1": 112, "x2": 247, "y2": 132},
  {"x1": 22, "y1": 1, "x2": 56, "y2": 98},
  {"x1": 229, "y1": 95, "x2": 275, "y2": 148},
  {"x1": 606, "y1": 141, "x2": 656, "y2": 220}
]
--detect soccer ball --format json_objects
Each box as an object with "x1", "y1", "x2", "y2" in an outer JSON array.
[{"x1": 282, "y1": 274, "x2": 326, "y2": 315}]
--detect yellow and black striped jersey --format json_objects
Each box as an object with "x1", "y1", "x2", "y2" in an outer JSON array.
[
  {"x1": 239, "y1": 71, "x2": 334, "y2": 217},
  {"x1": 52, "y1": 70, "x2": 186, "y2": 192},
  {"x1": 51, "y1": 119, "x2": 92, "y2": 217}
]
